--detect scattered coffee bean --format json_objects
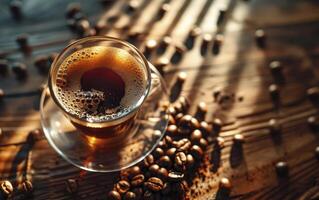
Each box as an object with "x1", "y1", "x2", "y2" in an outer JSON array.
[
  {"x1": 174, "y1": 113, "x2": 184, "y2": 125},
  {"x1": 10, "y1": 0, "x2": 23, "y2": 20},
  {"x1": 66, "y1": 3, "x2": 81, "y2": 18},
  {"x1": 173, "y1": 138, "x2": 191, "y2": 152},
  {"x1": 0, "y1": 180, "x2": 13, "y2": 197},
  {"x1": 158, "y1": 140, "x2": 167, "y2": 150},
  {"x1": 269, "y1": 84, "x2": 280, "y2": 103},
  {"x1": 115, "y1": 180, "x2": 130, "y2": 194},
  {"x1": 144, "y1": 177, "x2": 164, "y2": 192},
  {"x1": 65, "y1": 179, "x2": 78, "y2": 194},
  {"x1": 16, "y1": 34, "x2": 29, "y2": 48},
  {"x1": 190, "y1": 145, "x2": 204, "y2": 160},
  {"x1": 76, "y1": 19, "x2": 91, "y2": 36},
  {"x1": 131, "y1": 174, "x2": 144, "y2": 187},
  {"x1": 269, "y1": 61, "x2": 283, "y2": 77},
  {"x1": 164, "y1": 135, "x2": 173, "y2": 146},
  {"x1": 124, "y1": 191, "x2": 137, "y2": 200},
  {"x1": 186, "y1": 154, "x2": 195, "y2": 170},
  {"x1": 153, "y1": 130, "x2": 162, "y2": 139},
  {"x1": 131, "y1": 187, "x2": 143, "y2": 199},
  {"x1": 174, "y1": 152, "x2": 187, "y2": 172},
  {"x1": 168, "y1": 114, "x2": 176, "y2": 125},
  {"x1": 173, "y1": 102, "x2": 184, "y2": 114},
  {"x1": 217, "y1": 8, "x2": 226, "y2": 25},
  {"x1": 158, "y1": 155, "x2": 172, "y2": 169},
  {"x1": 199, "y1": 138, "x2": 208, "y2": 149},
  {"x1": 153, "y1": 147, "x2": 164, "y2": 159},
  {"x1": 307, "y1": 87, "x2": 319, "y2": 104},
  {"x1": 157, "y1": 3, "x2": 170, "y2": 19},
  {"x1": 255, "y1": 29, "x2": 266, "y2": 48},
  {"x1": 219, "y1": 177, "x2": 231, "y2": 190},
  {"x1": 143, "y1": 190, "x2": 154, "y2": 200},
  {"x1": 233, "y1": 134, "x2": 245, "y2": 144},
  {"x1": 212, "y1": 34, "x2": 224, "y2": 55},
  {"x1": 158, "y1": 167, "x2": 168, "y2": 180},
  {"x1": 178, "y1": 115, "x2": 199, "y2": 134},
  {"x1": 149, "y1": 164, "x2": 160, "y2": 175},
  {"x1": 308, "y1": 116, "x2": 319, "y2": 131},
  {"x1": 107, "y1": 190, "x2": 121, "y2": 200},
  {"x1": 196, "y1": 102, "x2": 207, "y2": 120},
  {"x1": 166, "y1": 148, "x2": 177, "y2": 158},
  {"x1": 216, "y1": 136, "x2": 225, "y2": 148},
  {"x1": 275, "y1": 161, "x2": 289, "y2": 178},
  {"x1": 144, "y1": 39, "x2": 157, "y2": 57},
  {"x1": 190, "y1": 129, "x2": 203, "y2": 144},
  {"x1": 143, "y1": 155, "x2": 154, "y2": 168},
  {"x1": 177, "y1": 96, "x2": 189, "y2": 111},
  {"x1": 12, "y1": 62, "x2": 27, "y2": 79},
  {"x1": 0, "y1": 59, "x2": 9, "y2": 75},
  {"x1": 269, "y1": 118, "x2": 281, "y2": 134},
  {"x1": 20, "y1": 180, "x2": 33, "y2": 196},
  {"x1": 161, "y1": 182, "x2": 171, "y2": 195},
  {"x1": 166, "y1": 125, "x2": 178, "y2": 137},
  {"x1": 199, "y1": 121, "x2": 211, "y2": 136},
  {"x1": 315, "y1": 146, "x2": 319, "y2": 160},
  {"x1": 212, "y1": 118, "x2": 223, "y2": 132},
  {"x1": 168, "y1": 171, "x2": 184, "y2": 182}
]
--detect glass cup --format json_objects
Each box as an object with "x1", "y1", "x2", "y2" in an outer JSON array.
[{"x1": 40, "y1": 36, "x2": 169, "y2": 172}]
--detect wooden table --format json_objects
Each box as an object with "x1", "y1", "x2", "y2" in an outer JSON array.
[{"x1": 0, "y1": 0, "x2": 319, "y2": 199}]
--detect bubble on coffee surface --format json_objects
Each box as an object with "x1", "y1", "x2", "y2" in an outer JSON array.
[{"x1": 54, "y1": 46, "x2": 147, "y2": 121}]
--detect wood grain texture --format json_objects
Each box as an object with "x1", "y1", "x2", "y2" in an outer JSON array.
[{"x1": 0, "y1": 0, "x2": 319, "y2": 199}]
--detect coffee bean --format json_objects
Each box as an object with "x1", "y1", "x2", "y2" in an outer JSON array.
[
  {"x1": 157, "y1": 3, "x2": 170, "y2": 19},
  {"x1": 158, "y1": 36, "x2": 172, "y2": 53},
  {"x1": 255, "y1": 29, "x2": 266, "y2": 48},
  {"x1": 166, "y1": 148, "x2": 177, "y2": 158},
  {"x1": 131, "y1": 174, "x2": 144, "y2": 187},
  {"x1": 65, "y1": 3, "x2": 81, "y2": 18},
  {"x1": 173, "y1": 138, "x2": 191, "y2": 152},
  {"x1": 212, "y1": 34, "x2": 224, "y2": 55},
  {"x1": 12, "y1": 62, "x2": 27, "y2": 79},
  {"x1": 158, "y1": 167, "x2": 168, "y2": 180},
  {"x1": 107, "y1": 190, "x2": 121, "y2": 200},
  {"x1": 143, "y1": 155, "x2": 154, "y2": 168},
  {"x1": 128, "y1": 166, "x2": 141, "y2": 179},
  {"x1": 167, "y1": 106, "x2": 177, "y2": 116},
  {"x1": 177, "y1": 96, "x2": 189, "y2": 111},
  {"x1": 153, "y1": 147, "x2": 164, "y2": 159},
  {"x1": 168, "y1": 171, "x2": 184, "y2": 182},
  {"x1": 0, "y1": 89, "x2": 4, "y2": 101},
  {"x1": 144, "y1": 177, "x2": 164, "y2": 192},
  {"x1": 269, "y1": 84, "x2": 280, "y2": 103},
  {"x1": 0, "y1": 59, "x2": 9, "y2": 75},
  {"x1": 212, "y1": 118, "x2": 222, "y2": 132},
  {"x1": 269, "y1": 118, "x2": 281, "y2": 134},
  {"x1": 190, "y1": 145, "x2": 204, "y2": 160},
  {"x1": 171, "y1": 46, "x2": 186, "y2": 64},
  {"x1": 143, "y1": 190, "x2": 154, "y2": 200},
  {"x1": 199, "y1": 138, "x2": 208, "y2": 149},
  {"x1": 161, "y1": 182, "x2": 171, "y2": 195},
  {"x1": 65, "y1": 179, "x2": 78, "y2": 194},
  {"x1": 164, "y1": 136, "x2": 173, "y2": 146},
  {"x1": 173, "y1": 102, "x2": 184, "y2": 114},
  {"x1": 21, "y1": 180, "x2": 33, "y2": 194},
  {"x1": 174, "y1": 113, "x2": 184, "y2": 125},
  {"x1": 124, "y1": 191, "x2": 136, "y2": 200},
  {"x1": 167, "y1": 115, "x2": 176, "y2": 125},
  {"x1": 233, "y1": 134, "x2": 244, "y2": 144},
  {"x1": 166, "y1": 125, "x2": 178, "y2": 137},
  {"x1": 275, "y1": 161, "x2": 289, "y2": 178},
  {"x1": 34, "y1": 55, "x2": 50, "y2": 74},
  {"x1": 184, "y1": 26, "x2": 201, "y2": 49},
  {"x1": 149, "y1": 164, "x2": 160, "y2": 175},
  {"x1": 269, "y1": 61, "x2": 283, "y2": 77},
  {"x1": 131, "y1": 187, "x2": 143, "y2": 199},
  {"x1": 145, "y1": 39, "x2": 157, "y2": 52},
  {"x1": 219, "y1": 177, "x2": 231, "y2": 190},
  {"x1": 195, "y1": 101, "x2": 207, "y2": 120},
  {"x1": 178, "y1": 115, "x2": 199, "y2": 134},
  {"x1": 216, "y1": 137, "x2": 225, "y2": 148},
  {"x1": 0, "y1": 180, "x2": 13, "y2": 197},
  {"x1": 315, "y1": 146, "x2": 319, "y2": 160},
  {"x1": 153, "y1": 130, "x2": 162, "y2": 139},
  {"x1": 76, "y1": 19, "x2": 90, "y2": 36},
  {"x1": 158, "y1": 140, "x2": 167, "y2": 150},
  {"x1": 158, "y1": 156, "x2": 172, "y2": 169},
  {"x1": 115, "y1": 180, "x2": 130, "y2": 194},
  {"x1": 307, "y1": 87, "x2": 319, "y2": 104},
  {"x1": 190, "y1": 129, "x2": 203, "y2": 144},
  {"x1": 16, "y1": 34, "x2": 29, "y2": 48},
  {"x1": 217, "y1": 8, "x2": 226, "y2": 25},
  {"x1": 186, "y1": 154, "x2": 195, "y2": 170},
  {"x1": 199, "y1": 121, "x2": 211, "y2": 136},
  {"x1": 177, "y1": 72, "x2": 187, "y2": 84},
  {"x1": 10, "y1": 0, "x2": 23, "y2": 20},
  {"x1": 200, "y1": 34, "x2": 212, "y2": 56},
  {"x1": 174, "y1": 152, "x2": 187, "y2": 172},
  {"x1": 308, "y1": 116, "x2": 319, "y2": 131}
]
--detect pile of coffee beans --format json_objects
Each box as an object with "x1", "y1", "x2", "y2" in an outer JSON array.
[{"x1": 107, "y1": 97, "x2": 219, "y2": 200}]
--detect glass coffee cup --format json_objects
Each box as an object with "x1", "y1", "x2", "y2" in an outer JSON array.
[{"x1": 41, "y1": 36, "x2": 169, "y2": 172}]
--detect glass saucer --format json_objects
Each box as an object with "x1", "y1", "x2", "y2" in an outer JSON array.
[{"x1": 40, "y1": 64, "x2": 168, "y2": 172}]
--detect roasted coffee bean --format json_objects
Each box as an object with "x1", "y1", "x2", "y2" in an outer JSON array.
[
  {"x1": 131, "y1": 187, "x2": 143, "y2": 199},
  {"x1": 12, "y1": 62, "x2": 27, "y2": 79},
  {"x1": 178, "y1": 115, "x2": 200, "y2": 134},
  {"x1": 269, "y1": 84, "x2": 280, "y2": 103},
  {"x1": 65, "y1": 3, "x2": 81, "y2": 18},
  {"x1": 0, "y1": 89, "x2": 4, "y2": 101},
  {"x1": 190, "y1": 145, "x2": 204, "y2": 160},
  {"x1": 219, "y1": 177, "x2": 231, "y2": 190},
  {"x1": 144, "y1": 39, "x2": 157, "y2": 54},
  {"x1": 115, "y1": 180, "x2": 130, "y2": 194},
  {"x1": 212, "y1": 118, "x2": 222, "y2": 132},
  {"x1": 190, "y1": 129, "x2": 203, "y2": 144},
  {"x1": 315, "y1": 146, "x2": 319, "y2": 160},
  {"x1": 65, "y1": 179, "x2": 78, "y2": 194},
  {"x1": 153, "y1": 147, "x2": 164, "y2": 159},
  {"x1": 158, "y1": 167, "x2": 168, "y2": 180},
  {"x1": 269, "y1": 61, "x2": 283, "y2": 77},
  {"x1": 157, "y1": 36, "x2": 172, "y2": 54},
  {"x1": 174, "y1": 113, "x2": 184, "y2": 125},
  {"x1": 158, "y1": 156, "x2": 172, "y2": 169},
  {"x1": 200, "y1": 34, "x2": 212, "y2": 56},
  {"x1": 199, "y1": 121, "x2": 211, "y2": 136},
  {"x1": 199, "y1": 138, "x2": 208, "y2": 149},
  {"x1": 124, "y1": 191, "x2": 137, "y2": 200},
  {"x1": 307, "y1": 87, "x2": 319, "y2": 104},
  {"x1": 10, "y1": 0, "x2": 23, "y2": 20},
  {"x1": 166, "y1": 125, "x2": 178, "y2": 137},
  {"x1": 34, "y1": 55, "x2": 50, "y2": 74},
  {"x1": 0, "y1": 59, "x2": 9, "y2": 75},
  {"x1": 269, "y1": 118, "x2": 281, "y2": 134},
  {"x1": 173, "y1": 102, "x2": 184, "y2": 114},
  {"x1": 0, "y1": 180, "x2": 13, "y2": 197},
  {"x1": 168, "y1": 115, "x2": 176, "y2": 125},
  {"x1": 308, "y1": 116, "x2": 319, "y2": 131},
  {"x1": 233, "y1": 134, "x2": 244, "y2": 144},
  {"x1": 144, "y1": 177, "x2": 164, "y2": 192},
  {"x1": 167, "y1": 106, "x2": 177, "y2": 116},
  {"x1": 131, "y1": 174, "x2": 144, "y2": 187},
  {"x1": 16, "y1": 34, "x2": 29, "y2": 48},
  {"x1": 21, "y1": 180, "x2": 33, "y2": 194},
  {"x1": 143, "y1": 155, "x2": 154, "y2": 168},
  {"x1": 76, "y1": 19, "x2": 90, "y2": 36},
  {"x1": 149, "y1": 164, "x2": 160, "y2": 175},
  {"x1": 128, "y1": 166, "x2": 141, "y2": 179},
  {"x1": 177, "y1": 72, "x2": 187, "y2": 84},
  {"x1": 161, "y1": 183, "x2": 171, "y2": 195},
  {"x1": 168, "y1": 171, "x2": 184, "y2": 182},
  {"x1": 158, "y1": 140, "x2": 167, "y2": 150},
  {"x1": 157, "y1": 3, "x2": 170, "y2": 19},
  {"x1": 107, "y1": 190, "x2": 121, "y2": 200},
  {"x1": 173, "y1": 138, "x2": 191, "y2": 152},
  {"x1": 275, "y1": 161, "x2": 289, "y2": 178},
  {"x1": 255, "y1": 29, "x2": 266, "y2": 48},
  {"x1": 153, "y1": 130, "x2": 162, "y2": 139},
  {"x1": 166, "y1": 148, "x2": 177, "y2": 158},
  {"x1": 174, "y1": 152, "x2": 187, "y2": 172},
  {"x1": 177, "y1": 96, "x2": 189, "y2": 111},
  {"x1": 216, "y1": 137, "x2": 225, "y2": 148},
  {"x1": 195, "y1": 101, "x2": 207, "y2": 120},
  {"x1": 164, "y1": 135, "x2": 173, "y2": 146},
  {"x1": 212, "y1": 34, "x2": 224, "y2": 55},
  {"x1": 186, "y1": 154, "x2": 195, "y2": 169},
  {"x1": 143, "y1": 190, "x2": 154, "y2": 200}
]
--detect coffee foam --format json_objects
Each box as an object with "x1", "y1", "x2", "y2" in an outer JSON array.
[{"x1": 54, "y1": 46, "x2": 148, "y2": 121}]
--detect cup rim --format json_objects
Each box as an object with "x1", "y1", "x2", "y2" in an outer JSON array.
[{"x1": 48, "y1": 36, "x2": 152, "y2": 125}]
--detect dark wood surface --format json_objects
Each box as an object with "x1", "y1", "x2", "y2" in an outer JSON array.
[{"x1": 1, "y1": 0, "x2": 319, "y2": 199}]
